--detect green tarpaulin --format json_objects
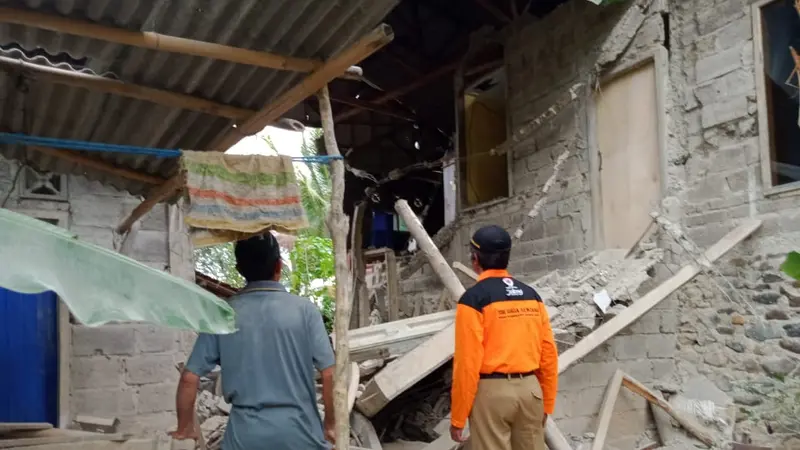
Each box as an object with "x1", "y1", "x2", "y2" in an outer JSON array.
[{"x1": 0, "y1": 208, "x2": 236, "y2": 334}]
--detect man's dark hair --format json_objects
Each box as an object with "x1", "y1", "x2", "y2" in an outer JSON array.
[
  {"x1": 234, "y1": 233, "x2": 281, "y2": 282},
  {"x1": 473, "y1": 249, "x2": 510, "y2": 270}
]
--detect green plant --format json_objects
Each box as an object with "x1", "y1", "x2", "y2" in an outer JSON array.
[
  {"x1": 288, "y1": 234, "x2": 336, "y2": 331},
  {"x1": 781, "y1": 251, "x2": 800, "y2": 280}
]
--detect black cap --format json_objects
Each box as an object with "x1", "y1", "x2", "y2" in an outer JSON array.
[
  {"x1": 234, "y1": 232, "x2": 280, "y2": 262},
  {"x1": 470, "y1": 225, "x2": 511, "y2": 253}
]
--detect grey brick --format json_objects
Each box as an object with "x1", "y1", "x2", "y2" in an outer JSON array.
[
  {"x1": 73, "y1": 325, "x2": 136, "y2": 356},
  {"x1": 125, "y1": 355, "x2": 176, "y2": 385},
  {"x1": 130, "y1": 230, "x2": 168, "y2": 263},
  {"x1": 646, "y1": 334, "x2": 677, "y2": 358},
  {"x1": 73, "y1": 388, "x2": 136, "y2": 417},
  {"x1": 138, "y1": 383, "x2": 178, "y2": 413},
  {"x1": 72, "y1": 357, "x2": 124, "y2": 389},
  {"x1": 135, "y1": 325, "x2": 178, "y2": 354},
  {"x1": 612, "y1": 335, "x2": 649, "y2": 360},
  {"x1": 695, "y1": 45, "x2": 743, "y2": 84},
  {"x1": 701, "y1": 97, "x2": 749, "y2": 129}
]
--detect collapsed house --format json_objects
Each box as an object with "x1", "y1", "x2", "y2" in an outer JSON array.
[{"x1": 1, "y1": 0, "x2": 799, "y2": 449}]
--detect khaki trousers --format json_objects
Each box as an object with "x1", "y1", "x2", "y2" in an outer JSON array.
[{"x1": 469, "y1": 375, "x2": 546, "y2": 450}]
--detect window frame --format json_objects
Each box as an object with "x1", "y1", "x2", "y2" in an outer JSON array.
[{"x1": 752, "y1": 0, "x2": 800, "y2": 196}]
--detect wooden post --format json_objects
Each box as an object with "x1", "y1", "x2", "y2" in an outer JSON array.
[
  {"x1": 211, "y1": 24, "x2": 394, "y2": 151},
  {"x1": 350, "y1": 202, "x2": 368, "y2": 329},
  {"x1": 385, "y1": 250, "x2": 400, "y2": 322},
  {"x1": 318, "y1": 85, "x2": 352, "y2": 450}
]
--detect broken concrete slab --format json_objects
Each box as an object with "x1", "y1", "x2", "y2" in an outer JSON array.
[{"x1": 335, "y1": 311, "x2": 456, "y2": 363}]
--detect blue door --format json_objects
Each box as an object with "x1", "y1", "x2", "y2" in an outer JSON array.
[{"x1": 0, "y1": 288, "x2": 59, "y2": 425}]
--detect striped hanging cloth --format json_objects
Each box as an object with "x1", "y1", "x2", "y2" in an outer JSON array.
[{"x1": 181, "y1": 151, "x2": 309, "y2": 247}]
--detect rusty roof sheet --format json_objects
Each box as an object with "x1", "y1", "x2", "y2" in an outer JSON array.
[{"x1": 0, "y1": 0, "x2": 398, "y2": 196}]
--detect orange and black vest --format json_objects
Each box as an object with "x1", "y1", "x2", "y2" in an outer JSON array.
[{"x1": 450, "y1": 269, "x2": 558, "y2": 428}]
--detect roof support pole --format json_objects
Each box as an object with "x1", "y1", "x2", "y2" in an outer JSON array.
[
  {"x1": 317, "y1": 84, "x2": 352, "y2": 449},
  {"x1": 0, "y1": 7, "x2": 362, "y2": 79},
  {"x1": 210, "y1": 24, "x2": 394, "y2": 151}
]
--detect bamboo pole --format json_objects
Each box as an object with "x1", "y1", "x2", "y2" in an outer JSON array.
[
  {"x1": 0, "y1": 56, "x2": 252, "y2": 120},
  {"x1": 116, "y1": 173, "x2": 184, "y2": 234},
  {"x1": 318, "y1": 85, "x2": 352, "y2": 450},
  {"x1": 0, "y1": 7, "x2": 361, "y2": 79},
  {"x1": 210, "y1": 24, "x2": 394, "y2": 151}
]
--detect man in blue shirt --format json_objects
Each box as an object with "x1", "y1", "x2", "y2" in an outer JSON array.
[{"x1": 171, "y1": 233, "x2": 336, "y2": 450}]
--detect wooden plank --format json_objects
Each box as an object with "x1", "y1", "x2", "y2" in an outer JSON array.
[
  {"x1": 0, "y1": 423, "x2": 52, "y2": 435},
  {"x1": 116, "y1": 173, "x2": 185, "y2": 234},
  {"x1": 452, "y1": 262, "x2": 478, "y2": 281},
  {"x1": 350, "y1": 202, "x2": 369, "y2": 329},
  {"x1": 591, "y1": 370, "x2": 624, "y2": 450},
  {"x1": 0, "y1": 56, "x2": 252, "y2": 120},
  {"x1": 348, "y1": 361, "x2": 360, "y2": 415},
  {"x1": 0, "y1": 429, "x2": 127, "y2": 448},
  {"x1": 621, "y1": 374, "x2": 714, "y2": 447},
  {"x1": 0, "y1": 7, "x2": 361, "y2": 77},
  {"x1": 558, "y1": 220, "x2": 761, "y2": 373},
  {"x1": 211, "y1": 25, "x2": 394, "y2": 151},
  {"x1": 318, "y1": 84, "x2": 353, "y2": 449},
  {"x1": 545, "y1": 420, "x2": 573, "y2": 450}
]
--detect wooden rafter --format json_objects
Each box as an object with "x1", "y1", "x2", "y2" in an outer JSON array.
[
  {"x1": 210, "y1": 24, "x2": 394, "y2": 151},
  {"x1": 116, "y1": 173, "x2": 184, "y2": 234},
  {"x1": 0, "y1": 56, "x2": 253, "y2": 120},
  {"x1": 29, "y1": 146, "x2": 164, "y2": 185},
  {"x1": 0, "y1": 7, "x2": 362, "y2": 79},
  {"x1": 331, "y1": 96, "x2": 415, "y2": 122}
]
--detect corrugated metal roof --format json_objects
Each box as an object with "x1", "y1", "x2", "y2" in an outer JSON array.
[{"x1": 0, "y1": 0, "x2": 398, "y2": 196}]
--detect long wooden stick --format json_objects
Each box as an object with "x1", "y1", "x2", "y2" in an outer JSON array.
[
  {"x1": 512, "y1": 149, "x2": 569, "y2": 239},
  {"x1": 591, "y1": 370, "x2": 624, "y2": 450},
  {"x1": 318, "y1": 85, "x2": 352, "y2": 450},
  {"x1": 0, "y1": 56, "x2": 252, "y2": 120},
  {"x1": 0, "y1": 7, "x2": 361, "y2": 78},
  {"x1": 621, "y1": 375, "x2": 714, "y2": 447},
  {"x1": 116, "y1": 173, "x2": 184, "y2": 234},
  {"x1": 211, "y1": 24, "x2": 394, "y2": 151}
]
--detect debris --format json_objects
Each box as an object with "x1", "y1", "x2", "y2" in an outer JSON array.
[
  {"x1": 592, "y1": 289, "x2": 612, "y2": 314},
  {"x1": 74, "y1": 415, "x2": 120, "y2": 434}
]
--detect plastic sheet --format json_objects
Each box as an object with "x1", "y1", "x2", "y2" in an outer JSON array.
[{"x1": 0, "y1": 208, "x2": 236, "y2": 334}]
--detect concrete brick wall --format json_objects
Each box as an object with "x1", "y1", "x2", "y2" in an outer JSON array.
[{"x1": 0, "y1": 156, "x2": 196, "y2": 437}]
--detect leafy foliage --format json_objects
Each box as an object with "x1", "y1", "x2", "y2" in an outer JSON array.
[
  {"x1": 193, "y1": 128, "x2": 337, "y2": 331},
  {"x1": 781, "y1": 251, "x2": 800, "y2": 280}
]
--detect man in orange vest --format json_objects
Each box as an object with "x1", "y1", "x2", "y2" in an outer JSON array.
[{"x1": 450, "y1": 225, "x2": 558, "y2": 450}]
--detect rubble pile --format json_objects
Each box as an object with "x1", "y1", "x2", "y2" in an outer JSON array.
[{"x1": 196, "y1": 382, "x2": 230, "y2": 450}]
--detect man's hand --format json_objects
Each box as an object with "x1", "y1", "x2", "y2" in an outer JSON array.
[
  {"x1": 324, "y1": 416, "x2": 336, "y2": 444},
  {"x1": 542, "y1": 414, "x2": 548, "y2": 427},
  {"x1": 450, "y1": 425, "x2": 468, "y2": 443}
]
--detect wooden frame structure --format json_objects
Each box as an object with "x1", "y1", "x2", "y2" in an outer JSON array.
[{"x1": 115, "y1": 24, "x2": 394, "y2": 234}]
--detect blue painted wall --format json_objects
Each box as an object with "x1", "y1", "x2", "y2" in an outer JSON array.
[{"x1": 0, "y1": 288, "x2": 59, "y2": 425}]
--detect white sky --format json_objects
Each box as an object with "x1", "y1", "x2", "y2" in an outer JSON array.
[{"x1": 226, "y1": 126, "x2": 314, "y2": 176}]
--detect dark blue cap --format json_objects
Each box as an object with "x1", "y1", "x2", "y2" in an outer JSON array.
[{"x1": 470, "y1": 225, "x2": 511, "y2": 252}]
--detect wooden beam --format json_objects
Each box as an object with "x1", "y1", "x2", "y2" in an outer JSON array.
[
  {"x1": 558, "y1": 219, "x2": 762, "y2": 373},
  {"x1": 474, "y1": 0, "x2": 512, "y2": 23},
  {"x1": 350, "y1": 202, "x2": 369, "y2": 329},
  {"x1": 621, "y1": 374, "x2": 714, "y2": 447},
  {"x1": 335, "y1": 61, "x2": 459, "y2": 123},
  {"x1": 453, "y1": 261, "x2": 478, "y2": 281},
  {"x1": 116, "y1": 174, "x2": 185, "y2": 234},
  {"x1": 318, "y1": 85, "x2": 353, "y2": 449},
  {"x1": 331, "y1": 96, "x2": 415, "y2": 122},
  {"x1": 591, "y1": 370, "x2": 624, "y2": 450},
  {"x1": 0, "y1": 56, "x2": 252, "y2": 120},
  {"x1": 385, "y1": 250, "x2": 400, "y2": 321},
  {"x1": 210, "y1": 24, "x2": 394, "y2": 151},
  {"x1": 28, "y1": 146, "x2": 165, "y2": 185},
  {"x1": 0, "y1": 7, "x2": 361, "y2": 78}
]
